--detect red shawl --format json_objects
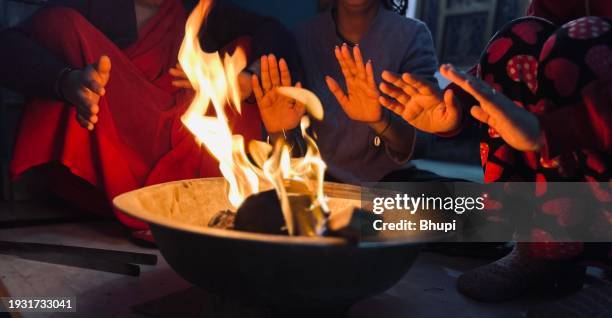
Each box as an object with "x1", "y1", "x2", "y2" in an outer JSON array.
[{"x1": 11, "y1": 0, "x2": 262, "y2": 229}]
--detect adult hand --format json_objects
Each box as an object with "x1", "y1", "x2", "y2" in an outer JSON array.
[
  {"x1": 325, "y1": 44, "x2": 381, "y2": 123},
  {"x1": 61, "y1": 55, "x2": 111, "y2": 130},
  {"x1": 251, "y1": 54, "x2": 305, "y2": 133},
  {"x1": 379, "y1": 70, "x2": 462, "y2": 134},
  {"x1": 440, "y1": 64, "x2": 543, "y2": 152}
]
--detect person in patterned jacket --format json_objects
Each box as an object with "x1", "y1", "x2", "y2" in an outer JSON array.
[{"x1": 376, "y1": 0, "x2": 612, "y2": 305}]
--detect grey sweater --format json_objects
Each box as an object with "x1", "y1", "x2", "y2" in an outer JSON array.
[{"x1": 294, "y1": 8, "x2": 438, "y2": 183}]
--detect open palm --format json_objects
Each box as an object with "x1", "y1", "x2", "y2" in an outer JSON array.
[
  {"x1": 379, "y1": 70, "x2": 461, "y2": 134},
  {"x1": 326, "y1": 44, "x2": 381, "y2": 123},
  {"x1": 252, "y1": 54, "x2": 305, "y2": 133}
]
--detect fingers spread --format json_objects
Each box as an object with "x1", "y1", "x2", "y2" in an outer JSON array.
[
  {"x1": 365, "y1": 60, "x2": 377, "y2": 91},
  {"x1": 353, "y1": 45, "x2": 366, "y2": 80},
  {"x1": 401, "y1": 72, "x2": 435, "y2": 95},
  {"x1": 260, "y1": 55, "x2": 272, "y2": 92},
  {"x1": 379, "y1": 82, "x2": 410, "y2": 105},
  {"x1": 267, "y1": 54, "x2": 281, "y2": 87},
  {"x1": 340, "y1": 43, "x2": 357, "y2": 76},
  {"x1": 440, "y1": 64, "x2": 491, "y2": 104},
  {"x1": 379, "y1": 96, "x2": 405, "y2": 116},
  {"x1": 279, "y1": 58, "x2": 292, "y2": 87},
  {"x1": 325, "y1": 76, "x2": 349, "y2": 108},
  {"x1": 381, "y1": 70, "x2": 400, "y2": 83},
  {"x1": 334, "y1": 46, "x2": 352, "y2": 80},
  {"x1": 381, "y1": 70, "x2": 417, "y2": 96}
]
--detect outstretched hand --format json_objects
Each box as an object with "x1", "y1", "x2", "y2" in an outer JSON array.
[
  {"x1": 252, "y1": 54, "x2": 305, "y2": 133},
  {"x1": 61, "y1": 56, "x2": 111, "y2": 131},
  {"x1": 325, "y1": 44, "x2": 381, "y2": 123},
  {"x1": 440, "y1": 64, "x2": 543, "y2": 152},
  {"x1": 379, "y1": 70, "x2": 462, "y2": 134}
]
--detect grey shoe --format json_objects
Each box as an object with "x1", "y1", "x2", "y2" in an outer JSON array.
[{"x1": 457, "y1": 246, "x2": 585, "y2": 302}]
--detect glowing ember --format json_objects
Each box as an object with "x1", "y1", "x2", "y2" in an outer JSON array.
[{"x1": 179, "y1": 0, "x2": 328, "y2": 235}]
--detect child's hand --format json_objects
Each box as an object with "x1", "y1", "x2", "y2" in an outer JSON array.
[
  {"x1": 252, "y1": 54, "x2": 305, "y2": 133},
  {"x1": 61, "y1": 55, "x2": 111, "y2": 130},
  {"x1": 378, "y1": 70, "x2": 462, "y2": 134},
  {"x1": 326, "y1": 44, "x2": 381, "y2": 123},
  {"x1": 440, "y1": 64, "x2": 543, "y2": 152}
]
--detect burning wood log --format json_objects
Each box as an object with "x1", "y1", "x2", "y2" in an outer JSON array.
[
  {"x1": 213, "y1": 180, "x2": 329, "y2": 237},
  {"x1": 178, "y1": 0, "x2": 346, "y2": 241},
  {"x1": 233, "y1": 190, "x2": 286, "y2": 235},
  {"x1": 284, "y1": 179, "x2": 328, "y2": 237},
  {"x1": 209, "y1": 179, "x2": 380, "y2": 244}
]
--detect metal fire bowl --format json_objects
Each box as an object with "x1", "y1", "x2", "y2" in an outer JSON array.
[{"x1": 113, "y1": 178, "x2": 427, "y2": 310}]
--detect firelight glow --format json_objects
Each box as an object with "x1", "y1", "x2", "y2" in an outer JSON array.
[{"x1": 179, "y1": 0, "x2": 329, "y2": 235}]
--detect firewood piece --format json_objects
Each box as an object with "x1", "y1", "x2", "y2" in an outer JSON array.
[
  {"x1": 327, "y1": 207, "x2": 382, "y2": 242},
  {"x1": 234, "y1": 190, "x2": 288, "y2": 235},
  {"x1": 284, "y1": 180, "x2": 328, "y2": 237}
]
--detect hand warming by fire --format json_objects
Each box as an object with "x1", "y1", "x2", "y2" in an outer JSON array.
[
  {"x1": 325, "y1": 44, "x2": 382, "y2": 123},
  {"x1": 251, "y1": 55, "x2": 306, "y2": 134},
  {"x1": 178, "y1": 0, "x2": 336, "y2": 237},
  {"x1": 4, "y1": 0, "x2": 612, "y2": 314}
]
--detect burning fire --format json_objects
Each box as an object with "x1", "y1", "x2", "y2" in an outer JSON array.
[{"x1": 179, "y1": 0, "x2": 328, "y2": 235}]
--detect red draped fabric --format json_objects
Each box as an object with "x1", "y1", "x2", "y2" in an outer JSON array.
[{"x1": 10, "y1": 0, "x2": 262, "y2": 229}]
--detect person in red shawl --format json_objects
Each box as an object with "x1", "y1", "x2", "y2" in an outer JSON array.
[
  {"x1": 377, "y1": 0, "x2": 612, "y2": 309},
  {"x1": 0, "y1": 0, "x2": 305, "y2": 240}
]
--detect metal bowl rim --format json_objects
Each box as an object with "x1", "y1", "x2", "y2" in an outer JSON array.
[{"x1": 113, "y1": 178, "x2": 441, "y2": 248}]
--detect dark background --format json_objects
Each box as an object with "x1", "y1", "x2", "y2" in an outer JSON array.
[{"x1": 0, "y1": 0, "x2": 530, "y2": 200}]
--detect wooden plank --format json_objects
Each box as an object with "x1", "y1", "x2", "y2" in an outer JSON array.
[
  {"x1": 0, "y1": 241, "x2": 157, "y2": 266},
  {"x1": 0, "y1": 277, "x2": 21, "y2": 318}
]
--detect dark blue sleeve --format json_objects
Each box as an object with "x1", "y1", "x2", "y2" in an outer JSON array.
[
  {"x1": 201, "y1": 0, "x2": 303, "y2": 82},
  {"x1": 399, "y1": 21, "x2": 438, "y2": 86},
  {"x1": 0, "y1": 0, "x2": 136, "y2": 98}
]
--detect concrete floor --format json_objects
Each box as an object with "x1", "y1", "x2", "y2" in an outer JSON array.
[{"x1": 0, "y1": 200, "x2": 606, "y2": 317}]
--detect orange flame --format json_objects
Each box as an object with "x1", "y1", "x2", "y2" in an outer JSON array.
[{"x1": 180, "y1": 0, "x2": 328, "y2": 235}]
